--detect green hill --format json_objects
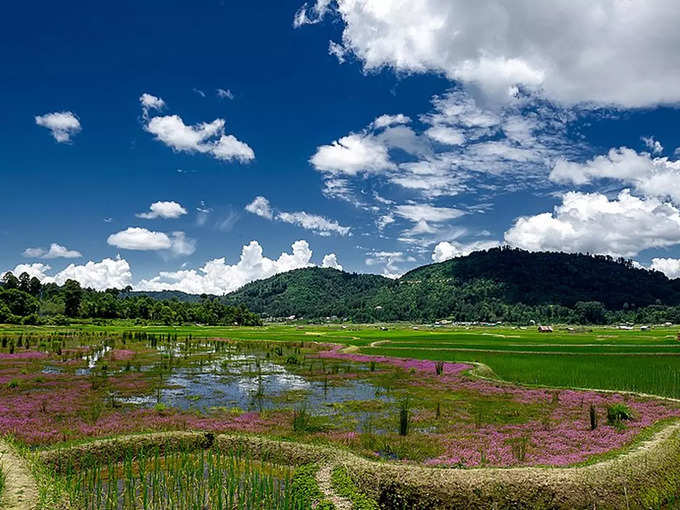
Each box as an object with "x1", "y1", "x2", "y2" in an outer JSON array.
[
  {"x1": 223, "y1": 266, "x2": 391, "y2": 318},
  {"x1": 222, "y1": 248, "x2": 680, "y2": 323}
]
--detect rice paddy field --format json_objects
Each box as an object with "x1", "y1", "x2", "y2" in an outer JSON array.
[{"x1": 2, "y1": 322, "x2": 680, "y2": 508}]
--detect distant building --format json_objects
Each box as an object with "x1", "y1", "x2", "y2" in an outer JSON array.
[{"x1": 538, "y1": 325, "x2": 553, "y2": 333}]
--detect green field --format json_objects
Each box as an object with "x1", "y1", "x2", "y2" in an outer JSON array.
[{"x1": 4, "y1": 322, "x2": 680, "y2": 398}]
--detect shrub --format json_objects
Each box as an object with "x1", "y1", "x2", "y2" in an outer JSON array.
[
  {"x1": 7, "y1": 378, "x2": 20, "y2": 389},
  {"x1": 607, "y1": 403, "x2": 634, "y2": 426},
  {"x1": 435, "y1": 361, "x2": 444, "y2": 376}
]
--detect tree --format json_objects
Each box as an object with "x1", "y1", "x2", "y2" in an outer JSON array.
[
  {"x1": 28, "y1": 277, "x2": 42, "y2": 297},
  {"x1": 1, "y1": 272, "x2": 19, "y2": 290},
  {"x1": 0, "y1": 289, "x2": 39, "y2": 316},
  {"x1": 18, "y1": 272, "x2": 31, "y2": 293},
  {"x1": 574, "y1": 301, "x2": 607, "y2": 325},
  {"x1": 63, "y1": 279, "x2": 83, "y2": 317}
]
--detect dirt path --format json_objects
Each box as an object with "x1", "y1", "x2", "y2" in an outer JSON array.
[
  {"x1": 316, "y1": 464, "x2": 352, "y2": 510},
  {"x1": 0, "y1": 441, "x2": 38, "y2": 510}
]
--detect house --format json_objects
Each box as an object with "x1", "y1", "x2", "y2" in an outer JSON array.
[{"x1": 538, "y1": 325, "x2": 553, "y2": 333}]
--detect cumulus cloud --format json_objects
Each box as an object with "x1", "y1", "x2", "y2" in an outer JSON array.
[
  {"x1": 144, "y1": 115, "x2": 254, "y2": 162},
  {"x1": 140, "y1": 93, "x2": 253, "y2": 162},
  {"x1": 136, "y1": 201, "x2": 188, "y2": 219},
  {"x1": 35, "y1": 111, "x2": 81, "y2": 142},
  {"x1": 137, "y1": 240, "x2": 315, "y2": 294},
  {"x1": 550, "y1": 147, "x2": 680, "y2": 204},
  {"x1": 322, "y1": 253, "x2": 343, "y2": 270},
  {"x1": 432, "y1": 240, "x2": 501, "y2": 262},
  {"x1": 650, "y1": 258, "x2": 680, "y2": 279},
  {"x1": 245, "y1": 196, "x2": 350, "y2": 236},
  {"x1": 23, "y1": 243, "x2": 82, "y2": 259},
  {"x1": 296, "y1": 0, "x2": 680, "y2": 107},
  {"x1": 310, "y1": 132, "x2": 395, "y2": 175},
  {"x1": 4, "y1": 258, "x2": 132, "y2": 290},
  {"x1": 245, "y1": 196, "x2": 273, "y2": 219},
  {"x1": 107, "y1": 228, "x2": 195, "y2": 255},
  {"x1": 107, "y1": 228, "x2": 172, "y2": 251},
  {"x1": 504, "y1": 190, "x2": 680, "y2": 257}
]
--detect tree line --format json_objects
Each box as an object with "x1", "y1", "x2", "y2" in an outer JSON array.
[{"x1": 0, "y1": 272, "x2": 261, "y2": 326}]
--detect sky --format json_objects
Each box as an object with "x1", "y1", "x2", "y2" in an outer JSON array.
[{"x1": 4, "y1": 0, "x2": 680, "y2": 293}]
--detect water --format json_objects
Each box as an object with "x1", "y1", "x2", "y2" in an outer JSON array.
[{"x1": 117, "y1": 346, "x2": 392, "y2": 416}]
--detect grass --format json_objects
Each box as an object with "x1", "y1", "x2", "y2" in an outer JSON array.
[{"x1": 60, "y1": 447, "x2": 304, "y2": 510}]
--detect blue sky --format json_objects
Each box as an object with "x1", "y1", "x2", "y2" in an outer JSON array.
[{"x1": 4, "y1": 1, "x2": 680, "y2": 292}]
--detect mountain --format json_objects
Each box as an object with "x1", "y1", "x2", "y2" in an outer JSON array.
[
  {"x1": 221, "y1": 248, "x2": 680, "y2": 322},
  {"x1": 223, "y1": 266, "x2": 391, "y2": 318}
]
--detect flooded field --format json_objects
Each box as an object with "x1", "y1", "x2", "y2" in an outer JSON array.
[{"x1": 1, "y1": 331, "x2": 679, "y2": 467}]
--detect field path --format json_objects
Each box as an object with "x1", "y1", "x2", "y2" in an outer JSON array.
[
  {"x1": 0, "y1": 441, "x2": 38, "y2": 510},
  {"x1": 316, "y1": 464, "x2": 352, "y2": 510}
]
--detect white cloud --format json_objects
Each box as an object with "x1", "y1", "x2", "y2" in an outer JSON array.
[
  {"x1": 136, "y1": 201, "x2": 188, "y2": 219},
  {"x1": 23, "y1": 243, "x2": 82, "y2": 259},
  {"x1": 35, "y1": 112, "x2": 81, "y2": 143},
  {"x1": 54, "y1": 258, "x2": 133, "y2": 289},
  {"x1": 6, "y1": 263, "x2": 53, "y2": 280},
  {"x1": 168, "y1": 232, "x2": 196, "y2": 256},
  {"x1": 107, "y1": 228, "x2": 172, "y2": 251},
  {"x1": 322, "y1": 253, "x2": 343, "y2": 270},
  {"x1": 137, "y1": 240, "x2": 315, "y2": 294},
  {"x1": 650, "y1": 258, "x2": 680, "y2": 279},
  {"x1": 394, "y1": 204, "x2": 464, "y2": 223},
  {"x1": 277, "y1": 211, "x2": 350, "y2": 236},
  {"x1": 297, "y1": 0, "x2": 680, "y2": 107},
  {"x1": 310, "y1": 132, "x2": 395, "y2": 175},
  {"x1": 245, "y1": 196, "x2": 350, "y2": 236},
  {"x1": 5, "y1": 258, "x2": 132, "y2": 290},
  {"x1": 432, "y1": 240, "x2": 500, "y2": 262},
  {"x1": 245, "y1": 196, "x2": 273, "y2": 219},
  {"x1": 139, "y1": 93, "x2": 166, "y2": 119},
  {"x1": 216, "y1": 88, "x2": 234, "y2": 100},
  {"x1": 365, "y1": 250, "x2": 413, "y2": 279},
  {"x1": 140, "y1": 96, "x2": 254, "y2": 163},
  {"x1": 425, "y1": 125, "x2": 465, "y2": 146},
  {"x1": 372, "y1": 114, "x2": 411, "y2": 129},
  {"x1": 192, "y1": 88, "x2": 206, "y2": 98},
  {"x1": 144, "y1": 115, "x2": 254, "y2": 162},
  {"x1": 293, "y1": 0, "x2": 332, "y2": 27},
  {"x1": 550, "y1": 147, "x2": 680, "y2": 204},
  {"x1": 309, "y1": 88, "x2": 578, "y2": 207},
  {"x1": 504, "y1": 190, "x2": 680, "y2": 257},
  {"x1": 107, "y1": 228, "x2": 196, "y2": 255},
  {"x1": 642, "y1": 136, "x2": 664, "y2": 155}
]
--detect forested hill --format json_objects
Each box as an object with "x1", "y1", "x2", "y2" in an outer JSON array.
[
  {"x1": 400, "y1": 248, "x2": 680, "y2": 309},
  {"x1": 223, "y1": 267, "x2": 391, "y2": 318},
  {"x1": 222, "y1": 248, "x2": 680, "y2": 323}
]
